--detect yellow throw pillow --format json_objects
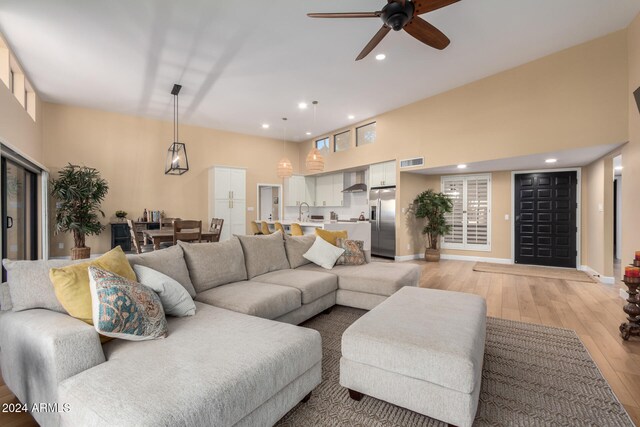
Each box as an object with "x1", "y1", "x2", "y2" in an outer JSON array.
[
  {"x1": 50, "y1": 246, "x2": 136, "y2": 324},
  {"x1": 315, "y1": 228, "x2": 348, "y2": 247}
]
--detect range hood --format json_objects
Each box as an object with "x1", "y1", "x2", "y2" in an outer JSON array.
[{"x1": 342, "y1": 171, "x2": 367, "y2": 193}]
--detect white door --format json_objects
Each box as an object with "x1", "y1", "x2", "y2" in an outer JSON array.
[
  {"x1": 215, "y1": 199, "x2": 232, "y2": 241},
  {"x1": 229, "y1": 168, "x2": 246, "y2": 200},
  {"x1": 369, "y1": 163, "x2": 385, "y2": 187},
  {"x1": 305, "y1": 177, "x2": 316, "y2": 206},
  {"x1": 230, "y1": 199, "x2": 246, "y2": 237},
  {"x1": 214, "y1": 168, "x2": 231, "y2": 200},
  {"x1": 284, "y1": 177, "x2": 297, "y2": 207}
]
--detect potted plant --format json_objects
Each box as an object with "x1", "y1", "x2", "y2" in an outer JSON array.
[
  {"x1": 115, "y1": 210, "x2": 128, "y2": 222},
  {"x1": 411, "y1": 189, "x2": 453, "y2": 262},
  {"x1": 50, "y1": 164, "x2": 109, "y2": 260}
]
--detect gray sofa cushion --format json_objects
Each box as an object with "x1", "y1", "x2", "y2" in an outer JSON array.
[
  {"x1": 236, "y1": 232, "x2": 290, "y2": 279},
  {"x1": 254, "y1": 269, "x2": 338, "y2": 304},
  {"x1": 195, "y1": 281, "x2": 301, "y2": 320},
  {"x1": 59, "y1": 302, "x2": 322, "y2": 427},
  {"x1": 298, "y1": 262, "x2": 421, "y2": 296},
  {"x1": 0, "y1": 282, "x2": 12, "y2": 311},
  {"x1": 2, "y1": 258, "x2": 86, "y2": 313},
  {"x1": 178, "y1": 239, "x2": 247, "y2": 293},
  {"x1": 284, "y1": 234, "x2": 315, "y2": 269},
  {"x1": 127, "y1": 245, "x2": 197, "y2": 298}
]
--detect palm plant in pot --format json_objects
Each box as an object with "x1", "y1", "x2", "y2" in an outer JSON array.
[
  {"x1": 411, "y1": 189, "x2": 453, "y2": 262},
  {"x1": 50, "y1": 164, "x2": 109, "y2": 260}
]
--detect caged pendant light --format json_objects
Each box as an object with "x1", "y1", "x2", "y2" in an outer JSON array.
[
  {"x1": 165, "y1": 84, "x2": 189, "y2": 175},
  {"x1": 276, "y1": 118, "x2": 293, "y2": 179},
  {"x1": 305, "y1": 101, "x2": 325, "y2": 173}
]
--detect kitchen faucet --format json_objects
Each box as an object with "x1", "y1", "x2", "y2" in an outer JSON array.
[{"x1": 298, "y1": 202, "x2": 310, "y2": 222}]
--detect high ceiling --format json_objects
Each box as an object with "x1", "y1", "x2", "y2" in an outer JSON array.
[{"x1": 1, "y1": 0, "x2": 639, "y2": 141}]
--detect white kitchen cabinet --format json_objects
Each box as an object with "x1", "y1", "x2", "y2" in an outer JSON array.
[
  {"x1": 332, "y1": 173, "x2": 344, "y2": 207},
  {"x1": 305, "y1": 177, "x2": 316, "y2": 206},
  {"x1": 285, "y1": 176, "x2": 316, "y2": 206},
  {"x1": 315, "y1": 173, "x2": 344, "y2": 207},
  {"x1": 209, "y1": 166, "x2": 246, "y2": 241},
  {"x1": 369, "y1": 161, "x2": 396, "y2": 187}
]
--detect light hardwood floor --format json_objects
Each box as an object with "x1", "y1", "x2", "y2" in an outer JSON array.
[{"x1": 0, "y1": 259, "x2": 637, "y2": 426}]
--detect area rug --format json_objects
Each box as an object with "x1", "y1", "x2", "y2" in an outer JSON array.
[
  {"x1": 276, "y1": 306, "x2": 632, "y2": 426},
  {"x1": 473, "y1": 262, "x2": 595, "y2": 283}
]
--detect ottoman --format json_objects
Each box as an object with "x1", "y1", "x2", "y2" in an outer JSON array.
[{"x1": 340, "y1": 287, "x2": 487, "y2": 427}]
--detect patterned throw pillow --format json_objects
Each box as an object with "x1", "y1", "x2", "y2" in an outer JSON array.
[
  {"x1": 88, "y1": 266, "x2": 168, "y2": 341},
  {"x1": 336, "y1": 238, "x2": 366, "y2": 266}
]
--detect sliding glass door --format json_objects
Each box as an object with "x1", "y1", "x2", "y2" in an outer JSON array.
[{"x1": 1, "y1": 157, "x2": 38, "y2": 280}]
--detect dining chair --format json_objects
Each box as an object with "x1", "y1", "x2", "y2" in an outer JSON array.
[
  {"x1": 250, "y1": 221, "x2": 263, "y2": 235},
  {"x1": 173, "y1": 220, "x2": 202, "y2": 245},
  {"x1": 260, "y1": 221, "x2": 272, "y2": 235},
  {"x1": 209, "y1": 218, "x2": 224, "y2": 243},
  {"x1": 274, "y1": 222, "x2": 286, "y2": 234},
  {"x1": 160, "y1": 217, "x2": 181, "y2": 230},
  {"x1": 127, "y1": 219, "x2": 154, "y2": 254},
  {"x1": 290, "y1": 223, "x2": 304, "y2": 236}
]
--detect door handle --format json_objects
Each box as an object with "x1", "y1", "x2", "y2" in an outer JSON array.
[
  {"x1": 228, "y1": 191, "x2": 231, "y2": 199},
  {"x1": 6, "y1": 216, "x2": 13, "y2": 229}
]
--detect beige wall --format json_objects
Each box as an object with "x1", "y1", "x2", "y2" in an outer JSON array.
[
  {"x1": 398, "y1": 171, "x2": 512, "y2": 260},
  {"x1": 298, "y1": 31, "x2": 628, "y2": 173},
  {"x1": 43, "y1": 103, "x2": 299, "y2": 257},
  {"x1": 622, "y1": 13, "x2": 640, "y2": 269},
  {"x1": 0, "y1": 78, "x2": 43, "y2": 163},
  {"x1": 583, "y1": 155, "x2": 615, "y2": 276}
]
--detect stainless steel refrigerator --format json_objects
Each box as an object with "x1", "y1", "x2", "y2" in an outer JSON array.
[{"x1": 370, "y1": 187, "x2": 396, "y2": 258}]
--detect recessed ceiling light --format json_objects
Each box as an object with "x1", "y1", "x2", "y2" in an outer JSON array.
[
  {"x1": 261, "y1": 123, "x2": 270, "y2": 129},
  {"x1": 348, "y1": 115, "x2": 355, "y2": 120},
  {"x1": 615, "y1": 166, "x2": 624, "y2": 171},
  {"x1": 306, "y1": 132, "x2": 312, "y2": 136},
  {"x1": 298, "y1": 102, "x2": 308, "y2": 110},
  {"x1": 457, "y1": 164, "x2": 467, "y2": 169},
  {"x1": 545, "y1": 158, "x2": 557, "y2": 164},
  {"x1": 375, "y1": 53, "x2": 386, "y2": 61}
]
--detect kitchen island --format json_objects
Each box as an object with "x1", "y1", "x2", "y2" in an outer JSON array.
[{"x1": 264, "y1": 220, "x2": 371, "y2": 260}]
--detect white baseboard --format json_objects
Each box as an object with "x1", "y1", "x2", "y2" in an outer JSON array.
[
  {"x1": 394, "y1": 253, "x2": 512, "y2": 264},
  {"x1": 579, "y1": 265, "x2": 615, "y2": 285},
  {"x1": 440, "y1": 254, "x2": 512, "y2": 264},
  {"x1": 620, "y1": 288, "x2": 629, "y2": 300}
]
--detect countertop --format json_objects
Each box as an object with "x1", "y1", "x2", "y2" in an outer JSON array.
[{"x1": 264, "y1": 220, "x2": 370, "y2": 227}]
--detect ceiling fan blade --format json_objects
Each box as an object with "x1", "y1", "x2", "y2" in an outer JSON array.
[
  {"x1": 307, "y1": 12, "x2": 381, "y2": 19},
  {"x1": 356, "y1": 25, "x2": 391, "y2": 61},
  {"x1": 414, "y1": 0, "x2": 460, "y2": 16},
  {"x1": 404, "y1": 17, "x2": 450, "y2": 50}
]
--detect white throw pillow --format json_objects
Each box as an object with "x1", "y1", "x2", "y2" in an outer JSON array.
[
  {"x1": 303, "y1": 236, "x2": 345, "y2": 270},
  {"x1": 134, "y1": 265, "x2": 196, "y2": 317}
]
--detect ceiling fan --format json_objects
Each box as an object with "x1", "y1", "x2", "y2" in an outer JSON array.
[{"x1": 308, "y1": 0, "x2": 460, "y2": 61}]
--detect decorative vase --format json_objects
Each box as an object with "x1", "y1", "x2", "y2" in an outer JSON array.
[
  {"x1": 424, "y1": 248, "x2": 440, "y2": 262},
  {"x1": 71, "y1": 247, "x2": 91, "y2": 260}
]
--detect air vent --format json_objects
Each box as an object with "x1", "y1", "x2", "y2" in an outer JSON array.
[{"x1": 400, "y1": 157, "x2": 424, "y2": 168}]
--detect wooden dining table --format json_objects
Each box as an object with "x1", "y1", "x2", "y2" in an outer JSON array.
[{"x1": 142, "y1": 229, "x2": 219, "y2": 250}]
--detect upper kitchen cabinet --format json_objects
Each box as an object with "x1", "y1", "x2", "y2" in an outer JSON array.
[
  {"x1": 285, "y1": 175, "x2": 316, "y2": 206},
  {"x1": 315, "y1": 173, "x2": 344, "y2": 207},
  {"x1": 369, "y1": 161, "x2": 396, "y2": 187}
]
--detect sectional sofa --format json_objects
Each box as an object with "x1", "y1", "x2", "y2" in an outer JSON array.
[{"x1": 0, "y1": 232, "x2": 421, "y2": 426}]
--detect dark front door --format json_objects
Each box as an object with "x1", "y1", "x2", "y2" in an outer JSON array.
[{"x1": 515, "y1": 171, "x2": 577, "y2": 268}]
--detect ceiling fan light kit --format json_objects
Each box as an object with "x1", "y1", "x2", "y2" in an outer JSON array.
[
  {"x1": 165, "y1": 84, "x2": 190, "y2": 175},
  {"x1": 308, "y1": 0, "x2": 460, "y2": 61}
]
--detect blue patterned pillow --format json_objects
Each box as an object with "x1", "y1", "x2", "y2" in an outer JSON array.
[{"x1": 88, "y1": 266, "x2": 168, "y2": 341}]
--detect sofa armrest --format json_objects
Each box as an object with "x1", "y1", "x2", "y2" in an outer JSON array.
[{"x1": 0, "y1": 309, "x2": 105, "y2": 413}]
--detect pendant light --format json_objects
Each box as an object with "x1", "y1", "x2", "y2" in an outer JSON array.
[
  {"x1": 306, "y1": 101, "x2": 325, "y2": 173},
  {"x1": 165, "y1": 84, "x2": 189, "y2": 175},
  {"x1": 277, "y1": 117, "x2": 293, "y2": 179}
]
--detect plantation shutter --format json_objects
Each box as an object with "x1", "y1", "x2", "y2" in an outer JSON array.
[
  {"x1": 441, "y1": 174, "x2": 491, "y2": 251},
  {"x1": 442, "y1": 178, "x2": 464, "y2": 244}
]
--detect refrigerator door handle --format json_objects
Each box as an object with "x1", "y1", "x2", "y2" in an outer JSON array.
[{"x1": 377, "y1": 199, "x2": 381, "y2": 231}]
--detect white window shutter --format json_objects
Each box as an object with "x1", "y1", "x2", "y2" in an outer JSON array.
[{"x1": 442, "y1": 178, "x2": 464, "y2": 244}]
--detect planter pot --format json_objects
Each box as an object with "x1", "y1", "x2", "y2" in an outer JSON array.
[
  {"x1": 71, "y1": 247, "x2": 91, "y2": 260},
  {"x1": 424, "y1": 248, "x2": 440, "y2": 262}
]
